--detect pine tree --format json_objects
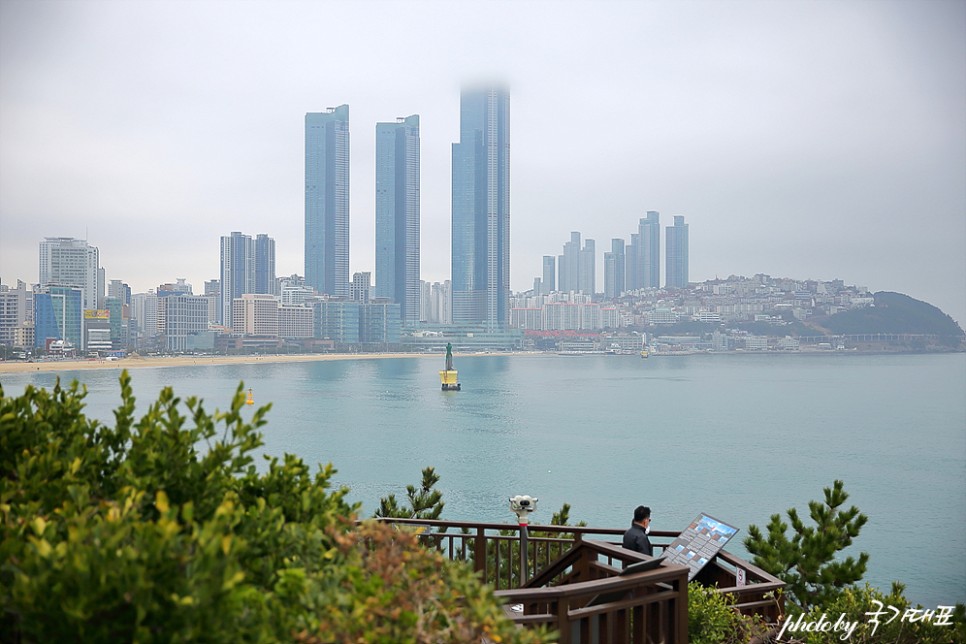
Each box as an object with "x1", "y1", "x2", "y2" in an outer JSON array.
[
  {"x1": 744, "y1": 480, "x2": 869, "y2": 610},
  {"x1": 373, "y1": 466, "x2": 444, "y2": 519}
]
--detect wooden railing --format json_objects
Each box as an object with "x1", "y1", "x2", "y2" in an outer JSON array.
[
  {"x1": 496, "y1": 539, "x2": 689, "y2": 643},
  {"x1": 375, "y1": 518, "x2": 785, "y2": 642}
]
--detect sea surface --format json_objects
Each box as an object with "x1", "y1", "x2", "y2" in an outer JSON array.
[{"x1": 3, "y1": 352, "x2": 964, "y2": 608}]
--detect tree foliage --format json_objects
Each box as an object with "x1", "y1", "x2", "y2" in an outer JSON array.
[
  {"x1": 821, "y1": 291, "x2": 965, "y2": 340},
  {"x1": 789, "y1": 582, "x2": 966, "y2": 643},
  {"x1": 0, "y1": 373, "x2": 540, "y2": 643},
  {"x1": 686, "y1": 581, "x2": 771, "y2": 644},
  {"x1": 744, "y1": 480, "x2": 869, "y2": 610},
  {"x1": 373, "y1": 466, "x2": 444, "y2": 520}
]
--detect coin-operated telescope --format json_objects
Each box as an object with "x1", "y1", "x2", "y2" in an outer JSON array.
[
  {"x1": 509, "y1": 495, "x2": 538, "y2": 526},
  {"x1": 509, "y1": 494, "x2": 538, "y2": 582}
]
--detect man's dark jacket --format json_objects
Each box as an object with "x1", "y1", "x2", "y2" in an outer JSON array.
[{"x1": 622, "y1": 522, "x2": 653, "y2": 556}]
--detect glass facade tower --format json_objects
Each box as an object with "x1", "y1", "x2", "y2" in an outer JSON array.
[
  {"x1": 255, "y1": 234, "x2": 276, "y2": 296},
  {"x1": 451, "y1": 87, "x2": 509, "y2": 330},
  {"x1": 305, "y1": 105, "x2": 349, "y2": 297},
  {"x1": 219, "y1": 232, "x2": 254, "y2": 328},
  {"x1": 639, "y1": 211, "x2": 661, "y2": 289},
  {"x1": 38, "y1": 237, "x2": 100, "y2": 311},
  {"x1": 604, "y1": 238, "x2": 625, "y2": 299},
  {"x1": 665, "y1": 215, "x2": 689, "y2": 289},
  {"x1": 375, "y1": 115, "x2": 420, "y2": 325}
]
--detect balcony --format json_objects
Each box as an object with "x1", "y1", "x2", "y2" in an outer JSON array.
[{"x1": 376, "y1": 518, "x2": 784, "y2": 644}]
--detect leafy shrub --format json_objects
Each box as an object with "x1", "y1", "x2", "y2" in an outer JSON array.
[
  {"x1": 0, "y1": 373, "x2": 541, "y2": 643},
  {"x1": 687, "y1": 582, "x2": 770, "y2": 644},
  {"x1": 786, "y1": 582, "x2": 965, "y2": 643}
]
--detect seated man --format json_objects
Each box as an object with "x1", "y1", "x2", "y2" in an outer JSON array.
[{"x1": 622, "y1": 505, "x2": 653, "y2": 556}]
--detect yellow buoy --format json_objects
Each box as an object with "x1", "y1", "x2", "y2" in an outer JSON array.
[
  {"x1": 439, "y1": 342, "x2": 461, "y2": 391},
  {"x1": 246, "y1": 388, "x2": 255, "y2": 405}
]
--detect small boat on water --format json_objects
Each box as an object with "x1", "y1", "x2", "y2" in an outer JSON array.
[{"x1": 439, "y1": 343, "x2": 461, "y2": 391}]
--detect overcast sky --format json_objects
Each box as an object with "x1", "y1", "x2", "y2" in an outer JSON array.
[{"x1": 1, "y1": 0, "x2": 964, "y2": 325}]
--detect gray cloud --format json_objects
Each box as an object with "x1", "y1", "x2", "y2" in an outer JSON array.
[{"x1": 1, "y1": 0, "x2": 963, "y2": 324}]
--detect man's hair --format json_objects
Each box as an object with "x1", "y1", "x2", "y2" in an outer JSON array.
[{"x1": 633, "y1": 505, "x2": 651, "y2": 522}]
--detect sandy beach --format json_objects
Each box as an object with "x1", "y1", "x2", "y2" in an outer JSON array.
[{"x1": 0, "y1": 352, "x2": 451, "y2": 375}]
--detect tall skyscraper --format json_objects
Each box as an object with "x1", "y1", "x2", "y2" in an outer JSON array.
[
  {"x1": 451, "y1": 87, "x2": 510, "y2": 330},
  {"x1": 639, "y1": 211, "x2": 661, "y2": 289},
  {"x1": 541, "y1": 256, "x2": 556, "y2": 294},
  {"x1": 220, "y1": 231, "x2": 253, "y2": 328},
  {"x1": 558, "y1": 232, "x2": 580, "y2": 293},
  {"x1": 625, "y1": 233, "x2": 640, "y2": 292},
  {"x1": 666, "y1": 215, "x2": 689, "y2": 289},
  {"x1": 38, "y1": 237, "x2": 100, "y2": 311},
  {"x1": 255, "y1": 234, "x2": 276, "y2": 296},
  {"x1": 375, "y1": 115, "x2": 420, "y2": 325},
  {"x1": 604, "y1": 238, "x2": 625, "y2": 299},
  {"x1": 579, "y1": 239, "x2": 596, "y2": 295},
  {"x1": 305, "y1": 105, "x2": 349, "y2": 297}
]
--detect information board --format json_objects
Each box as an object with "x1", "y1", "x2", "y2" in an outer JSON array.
[{"x1": 662, "y1": 513, "x2": 739, "y2": 580}]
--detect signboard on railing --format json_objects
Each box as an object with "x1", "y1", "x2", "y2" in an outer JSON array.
[{"x1": 662, "y1": 512, "x2": 739, "y2": 580}]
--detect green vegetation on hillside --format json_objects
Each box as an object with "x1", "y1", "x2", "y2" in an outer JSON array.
[{"x1": 820, "y1": 292, "x2": 965, "y2": 340}]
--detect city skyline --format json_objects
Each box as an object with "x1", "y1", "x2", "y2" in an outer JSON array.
[{"x1": 1, "y1": 1, "x2": 963, "y2": 325}]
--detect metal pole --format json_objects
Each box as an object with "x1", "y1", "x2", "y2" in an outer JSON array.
[{"x1": 519, "y1": 522, "x2": 529, "y2": 584}]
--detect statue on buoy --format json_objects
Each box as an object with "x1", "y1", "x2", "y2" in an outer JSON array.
[
  {"x1": 439, "y1": 342, "x2": 461, "y2": 391},
  {"x1": 246, "y1": 388, "x2": 255, "y2": 405}
]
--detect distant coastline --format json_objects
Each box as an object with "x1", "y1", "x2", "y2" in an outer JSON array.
[
  {"x1": 3, "y1": 346, "x2": 962, "y2": 376},
  {"x1": 0, "y1": 352, "x2": 445, "y2": 375}
]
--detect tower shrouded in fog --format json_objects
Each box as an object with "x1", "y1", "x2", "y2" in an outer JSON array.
[{"x1": 451, "y1": 87, "x2": 510, "y2": 330}]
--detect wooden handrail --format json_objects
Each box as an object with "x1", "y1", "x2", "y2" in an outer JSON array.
[{"x1": 374, "y1": 518, "x2": 785, "y2": 642}]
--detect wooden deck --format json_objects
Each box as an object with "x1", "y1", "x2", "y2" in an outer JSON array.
[{"x1": 375, "y1": 518, "x2": 785, "y2": 643}]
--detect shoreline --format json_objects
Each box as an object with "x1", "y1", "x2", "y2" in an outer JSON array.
[
  {"x1": 0, "y1": 351, "x2": 544, "y2": 375},
  {"x1": 1, "y1": 347, "x2": 960, "y2": 375}
]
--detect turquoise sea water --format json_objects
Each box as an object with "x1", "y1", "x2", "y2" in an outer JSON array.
[{"x1": 3, "y1": 352, "x2": 964, "y2": 608}]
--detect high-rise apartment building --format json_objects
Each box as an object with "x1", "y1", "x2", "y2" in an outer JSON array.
[
  {"x1": 232, "y1": 293, "x2": 279, "y2": 337},
  {"x1": 419, "y1": 280, "x2": 452, "y2": 324},
  {"x1": 558, "y1": 232, "x2": 580, "y2": 293},
  {"x1": 350, "y1": 271, "x2": 372, "y2": 303},
  {"x1": 579, "y1": 239, "x2": 596, "y2": 295},
  {"x1": 375, "y1": 115, "x2": 420, "y2": 325},
  {"x1": 162, "y1": 294, "x2": 209, "y2": 352},
  {"x1": 541, "y1": 256, "x2": 556, "y2": 294},
  {"x1": 218, "y1": 232, "x2": 273, "y2": 327},
  {"x1": 451, "y1": 87, "x2": 510, "y2": 330},
  {"x1": 625, "y1": 233, "x2": 639, "y2": 292},
  {"x1": 666, "y1": 215, "x2": 689, "y2": 289},
  {"x1": 220, "y1": 232, "x2": 254, "y2": 328},
  {"x1": 38, "y1": 237, "x2": 101, "y2": 311},
  {"x1": 604, "y1": 238, "x2": 625, "y2": 299},
  {"x1": 255, "y1": 234, "x2": 276, "y2": 296},
  {"x1": 639, "y1": 211, "x2": 661, "y2": 289},
  {"x1": 0, "y1": 281, "x2": 32, "y2": 349},
  {"x1": 305, "y1": 105, "x2": 350, "y2": 297}
]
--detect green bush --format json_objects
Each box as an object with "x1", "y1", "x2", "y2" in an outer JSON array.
[
  {"x1": 687, "y1": 582, "x2": 770, "y2": 644},
  {"x1": 1, "y1": 373, "x2": 542, "y2": 643},
  {"x1": 785, "y1": 583, "x2": 965, "y2": 643}
]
